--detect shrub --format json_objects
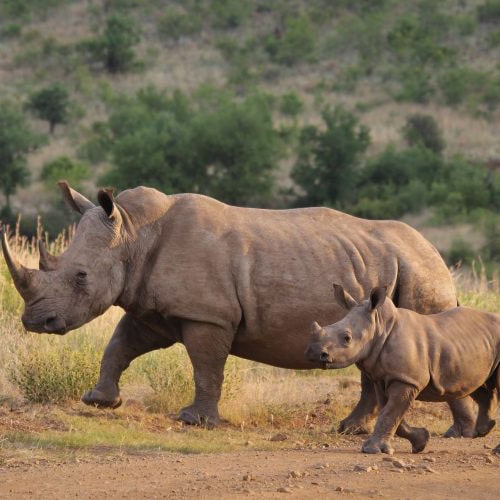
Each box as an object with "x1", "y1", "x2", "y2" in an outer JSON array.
[
  {"x1": 26, "y1": 83, "x2": 70, "y2": 134},
  {"x1": 477, "y1": 1, "x2": 500, "y2": 23},
  {"x1": 280, "y1": 92, "x2": 303, "y2": 117},
  {"x1": 211, "y1": 0, "x2": 252, "y2": 30},
  {"x1": 402, "y1": 113, "x2": 445, "y2": 155},
  {"x1": 158, "y1": 7, "x2": 202, "y2": 41},
  {"x1": 448, "y1": 238, "x2": 475, "y2": 266},
  {"x1": 41, "y1": 156, "x2": 90, "y2": 190},
  {"x1": 292, "y1": 105, "x2": 370, "y2": 206},
  {"x1": 395, "y1": 66, "x2": 434, "y2": 103},
  {"x1": 11, "y1": 343, "x2": 100, "y2": 403}
]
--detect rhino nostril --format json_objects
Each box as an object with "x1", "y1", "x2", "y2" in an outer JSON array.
[
  {"x1": 44, "y1": 314, "x2": 66, "y2": 333},
  {"x1": 320, "y1": 351, "x2": 329, "y2": 362}
]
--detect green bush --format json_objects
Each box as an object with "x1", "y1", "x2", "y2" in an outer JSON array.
[
  {"x1": 395, "y1": 66, "x2": 434, "y2": 103},
  {"x1": 280, "y1": 92, "x2": 303, "y2": 117},
  {"x1": 448, "y1": 238, "x2": 475, "y2": 266},
  {"x1": 158, "y1": 7, "x2": 202, "y2": 41},
  {"x1": 402, "y1": 113, "x2": 445, "y2": 154},
  {"x1": 211, "y1": 0, "x2": 252, "y2": 30},
  {"x1": 11, "y1": 343, "x2": 100, "y2": 403},
  {"x1": 1, "y1": 23, "x2": 22, "y2": 38},
  {"x1": 292, "y1": 105, "x2": 370, "y2": 206},
  {"x1": 477, "y1": 1, "x2": 500, "y2": 23},
  {"x1": 41, "y1": 156, "x2": 90, "y2": 191}
]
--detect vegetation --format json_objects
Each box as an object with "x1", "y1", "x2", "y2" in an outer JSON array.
[{"x1": 26, "y1": 83, "x2": 70, "y2": 134}]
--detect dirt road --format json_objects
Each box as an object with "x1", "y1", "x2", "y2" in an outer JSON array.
[{"x1": 1, "y1": 434, "x2": 498, "y2": 499}]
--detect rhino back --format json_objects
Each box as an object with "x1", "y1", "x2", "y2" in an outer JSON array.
[{"x1": 116, "y1": 190, "x2": 456, "y2": 368}]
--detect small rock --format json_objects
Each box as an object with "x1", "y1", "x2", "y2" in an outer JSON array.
[
  {"x1": 335, "y1": 486, "x2": 344, "y2": 492},
  {"x1": 314, "y1": 462, "x2": 330, "y2": 469},
  {"x1": 484, "y1": 444, "x2": 493, "y2": 450},
  {"x1": 390, "y1": 468, "x2": 403, "y2": 473},
  {"x1": 422, "y1": 466, "x2": 437, "y2": 474},
  {"x1": 242, "y1": 473, "x2": 255, "y2": 481},
  {"x1": 392, "y1": 460, "x2": 406, "y2": 469},
  {"x1": 288, "y1": 471, "x2": 302, "y2": 478},
  {"x1": 277, "y1": 487, "x2": 292, "y2": 493},
  {"x1": 382, "y1": 457, "x2": 395, "y2": 462},
  {"x1": 311, "y1": 481, "x2": 320, "y2": 486},
  {"x1": 270, "y1": 433, "x2": 289, "y2": 442},
  {"x1": 423, "y1": 457, "x2": 436, "y2": 463},
  {"x1": 485, "y1": 456, "x2": 494, "y2": 464},
  {"x1": 244, "y1": 441, "x2": 252, "y2": 446},
  {"x1": 354, "y1": 465, "x2": 376, "y2": 472}
]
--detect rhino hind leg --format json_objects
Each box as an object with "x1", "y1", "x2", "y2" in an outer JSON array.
[
  {"x1": 82, "y1": 314, "x2": 173, "y2": 409},
  {"x1": 443, "y1": 398, "x2": 476, "y2": 438},
  {"x1": 396, "y1": 419, "x2": 430, "y2": 453},
  {"x1": 338, "y1": 371, "x2": 377, "y2": 435},
  {"x1": 178, "y1": 322, "x2": 233, "y2": 429},
  {"x1": 470, "y1": 385, "x2": 497, "y2": 437}
]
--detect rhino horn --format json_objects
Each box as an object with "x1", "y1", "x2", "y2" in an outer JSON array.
[
  {"x1": 311, "y1": 321, "x2": 325, "y2": 339},
  {"x1": 1, "y1": 229, "x2": 37, "y2": 300},
  {"x1": 38, "y1": 239, "x2": 58, "y2": 271}
]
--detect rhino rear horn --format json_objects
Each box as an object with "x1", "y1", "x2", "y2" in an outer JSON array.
[
  {"x1": 38, "y1": 240, "x2": 58, "y2": 271},
  {"x1": 1, "y1": 228, "x2": 37, "y2": 300}
]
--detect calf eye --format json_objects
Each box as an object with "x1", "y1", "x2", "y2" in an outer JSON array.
[{"x1": 344, "y1": 333, "x2": 352, "y2": 344}]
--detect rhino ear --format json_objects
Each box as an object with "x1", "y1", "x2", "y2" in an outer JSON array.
[
  {"x1": 332, "y1": 283, "x2": 357, "y2": 310},
  {"x1": 97, "y1": 187, "x2": 119, "y2": 220},
  {"x1": 369, "y1": 286, "x2": 387, "y2": 311},
  {"x1": 58, "y1": 181, "x2": 95, "y2": 214}
]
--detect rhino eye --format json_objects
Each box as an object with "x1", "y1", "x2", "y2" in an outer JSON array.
[
  {"x1": 344, "y1": 333, "x2": 352, "y2": 344},
  {"x1": 76, "y1": 271, "x2": 87, "y2": 285}
]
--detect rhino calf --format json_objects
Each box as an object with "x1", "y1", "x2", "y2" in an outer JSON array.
[{"x1": 306, "y1": 285, "x2": 500, "y2": 455}]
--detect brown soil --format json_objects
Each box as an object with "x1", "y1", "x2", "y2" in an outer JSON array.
[{"x1": 0, "y1": 433, "x2": 498, "y2": 498}]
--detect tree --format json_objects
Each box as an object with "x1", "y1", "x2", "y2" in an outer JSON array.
[
  {"x1": 0, "y1": 102, "x2": 41, "y2": 214},
  {"x1": 291, "y1": 106, "x2": 370, "y2": 206},
  {"x1": 41, "y1": 156, "x2": 89, "y2": 191},
  {"x1": 402, "y1": 113, "x2": 445, "y2": 155},
  {"x1": 26, "y1": 83, "x2": 70, "y2": 134}
]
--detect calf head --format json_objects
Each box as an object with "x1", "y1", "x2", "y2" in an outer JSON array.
[
  {"x1": 305, "y1": 284, "x2": 388, "y2": 368},
  {"x1": 2, "y1": 182, "x2": 130, "y2": 334}
]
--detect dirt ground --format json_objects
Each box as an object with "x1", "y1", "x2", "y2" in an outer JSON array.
[{"x1": 0, "y1": 433, "x2": 498, "y2": 499}]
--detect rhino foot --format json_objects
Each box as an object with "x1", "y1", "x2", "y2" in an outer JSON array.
[
  {"x1": 493, "y1": 444, "x2": 500, "y2": 454},
  {"x1": 338, "y1": 417, "x2": 374, "y2": 435},
  {"x1": 409, "y1": 428, "x2": 430, "y2": 454},
  {"x1": 443, "y1": 420, "x2": 475, "y2": 438},
  {"x1": 361, "y1": 437, "x2": 394, "y2": 455},
  {"x1": 178, "y1": 404, "x2": 220, "y2": 429},
  {"x1": 474, "y1": 419, "x2": 496, "y2": 438},
  {"x1": 82, "y1": 389, "x2": 122, "y2": 409}
]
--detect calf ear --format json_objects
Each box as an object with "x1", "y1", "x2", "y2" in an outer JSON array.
[
  {"x1": 58, "y1": 181, "x2": 95, "y2": 214},
  {"x1": 369, "y1": 286, "x2": 387, "y2": 311},
  {"x1": 97, "y1": 188, "x2": 119, "y2": 220},
  {"x1": 332, "y1": 283, "x2": 357, "y2": 310}
]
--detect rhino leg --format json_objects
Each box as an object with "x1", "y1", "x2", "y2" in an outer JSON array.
[
  {"x1": 338, "y1": 372, "x2": 377, "y2": 434},
  {"x1": 179, "y1": 322, "x2": 233, "y2": 428},
  {"x1": 470, "y1": 384, "x2": 497, "y2": 437},
  {"x1": 82, "y1": 314, "x2": 173, "y2": 409},
  {"x1": 396, "y1": 419, "x2": 430, "y2": 453},
  {"x1": 361, "y1": 381, "x2": 418, "y2": 455},
  {"x1": 443, "y1": 398, "x2": 476, "y2": 438}
]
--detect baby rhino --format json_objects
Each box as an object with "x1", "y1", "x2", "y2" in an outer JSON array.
[{"x1": 306, "y1": 285, "x2": 500, "y2": 455}]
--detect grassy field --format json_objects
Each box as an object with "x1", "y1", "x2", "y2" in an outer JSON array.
[{"x1": 0, "y1": 227, "x2": 499, "y2": 464}]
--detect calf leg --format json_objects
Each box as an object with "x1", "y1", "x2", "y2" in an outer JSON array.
[
  {"x1": 338, "y1": 372, "x2": 377, "y2": 434},
  {"x1": 443, "y1": 398, "x2": 476, "y2": 438},
  {"x1": 362, "y1": 381, "x2": 419, "y2": 455},
  {"x1": 82, "y1": 313, "x2": 174, "y2": 408},
  {"x1": 179, "y1": 321, "x2": 234, "y2": 428},
  {"x1": 396, "y1": 419, "x2": 430, "y2": 453}
]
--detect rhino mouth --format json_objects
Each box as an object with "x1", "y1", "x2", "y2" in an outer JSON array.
[
  {"x1": 322, "y1": 360, "x2": 352, "y2": 370},
  {"x1": 22, "y1": 313, "x2": 68, "y2": 335}
]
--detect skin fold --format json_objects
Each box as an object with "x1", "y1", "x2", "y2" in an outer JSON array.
[
  {"x1": 1, "y1": 183, "x2": 475, "y2": 432},
  {"x1": 306, "y1": 285, "x2": 500, "y2": 454}
]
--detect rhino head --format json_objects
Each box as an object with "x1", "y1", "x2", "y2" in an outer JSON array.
[
  {"x1": 305, "y1": 284, "x2": 388, "y2": 368},
  {"x1": 2, "y1": 182, "x2": 129, "y2": 334}
]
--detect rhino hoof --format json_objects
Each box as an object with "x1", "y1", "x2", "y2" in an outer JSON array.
[
  {"x1": 411, "y1": 428, "x2": 430, "y2": 454},
  {"x1": 493, "y1": 445, "x2": 500, "y2": 455},
  {"x1": 474, "y1": 419, "x2": 496, "y2": 438},
  {"x1": 178, "y1": 406, "x2": 220, "y2": 429},
  {"x1": 361, "y1": 438, "x2": 394, "y2": 455},
  {"x1": 81, "y1": 390, "x2": 122, "y2": 409},
  {"x1": 443, "y1": 421, "x2": 474, "y2": 438}
]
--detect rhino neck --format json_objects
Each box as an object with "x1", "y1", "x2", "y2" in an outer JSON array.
[{"x1": 356, "y1": 306, "x2": 397, "y2": 375}]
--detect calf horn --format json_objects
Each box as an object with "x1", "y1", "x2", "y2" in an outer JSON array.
[
  {"x1": 311, "y1": 321, "x2": 326, "y2": 340},
  {"x1": 1, "y1": 229, "x2": 37, "y2": 299},
  {"x1": 38, "y1": 240, "x2": 58, "y2": 271}
]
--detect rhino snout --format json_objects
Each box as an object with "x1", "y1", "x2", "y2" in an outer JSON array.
[
  {"x1": 22, "y1": 312, "x2": 67, "y2": 335},
  {"x1": 319, "y1": 350, "x2": 330, "y2": 362}
]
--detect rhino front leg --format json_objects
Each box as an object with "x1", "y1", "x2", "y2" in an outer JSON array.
[
  {"x1": 82, "y1": 313, "x2": 174, "y2": 409},
  {"x1": 179, "y1": 321, "x2": 233, "y2": 428},
  {"x1": 338, "y1": 372, "x2": 377, "y2": 434},
  {"x1": 361, "y1": 381, "x2": 419, "y2": 455}
]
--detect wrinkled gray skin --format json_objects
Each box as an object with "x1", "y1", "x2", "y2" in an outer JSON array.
[
  {"x1": 2, "y1": 182, "x2": 475, "y2": 433},
  {"x1": 306, "y1": 285, "x2": 500, "y2": 454}
]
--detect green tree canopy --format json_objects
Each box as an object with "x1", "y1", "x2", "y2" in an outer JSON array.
[
  {"x1": 26, "y1": 83, "x2": 70, "y2": 134},
  {"x1": 291, "y1": 105, "x2": 370, "y2": 206}
]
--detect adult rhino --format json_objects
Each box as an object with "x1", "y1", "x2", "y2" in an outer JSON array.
[{"x1": 1, "y1": 183, "x2": 475, "y2": 436}]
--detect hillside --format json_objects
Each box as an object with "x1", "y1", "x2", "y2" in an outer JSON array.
[{"x1": 1, "y1": 0, "x2": 500, "y2": 262}]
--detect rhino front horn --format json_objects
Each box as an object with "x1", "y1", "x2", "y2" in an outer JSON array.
[
  {"x1": 1, "y1": 229, "x2": 37, "y2": 299},
  {"x1": 311, "y1": 321, "x2": 325, "y2": 339}
]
